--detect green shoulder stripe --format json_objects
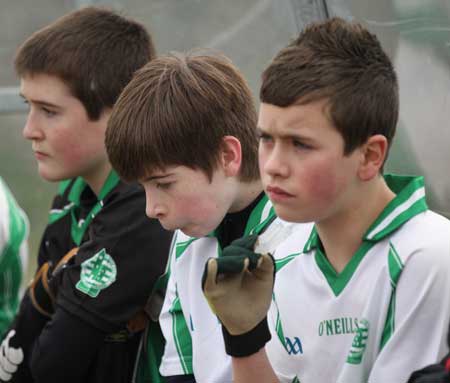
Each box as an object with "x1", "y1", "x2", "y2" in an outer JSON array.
[
  {"x1": 170, "y1": 295, "x2": 193, "y2": 374},
  {"x1": 379, "y1": 243, "x2": 404, "y2": 350}
]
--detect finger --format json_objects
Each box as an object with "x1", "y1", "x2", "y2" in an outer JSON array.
[
  {"x1": 202, "y1": 258, "x2": 219, "y2": 293},
  {"x1": 6, "y1": 347, "x2": 23, "y2": 366},
  {"x1": 252, "y1": 254, "x2": 275, "y2": 280},
  {"x1": 216, "y1": 255, "x2": 247, "y2": 275},
  {"x1": 0, "y1": 364, "x2": 12, "y2": 381},
  {"x1": 222, "y1": 245, "x2": 257, "y2": 259},
  {"x1": 1, "y1": 352, "x2": 18, "y2": 374},
  {"x1": 246, "y1": 253, "x2": 261, "y2": 271},
  {"x1": 259, "y1": 254, "x2": 275, "y2": 273},
  {"x1": 4, "y1": 331, "x2": 15, "y2": 345}
]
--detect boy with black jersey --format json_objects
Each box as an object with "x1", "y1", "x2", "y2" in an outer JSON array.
[
  {"x1": 106, "y1": 52, "x2": 297, "y2": 383},
  {"x1": 0, "y1": 7, "x2": 172, "y2": 383}
]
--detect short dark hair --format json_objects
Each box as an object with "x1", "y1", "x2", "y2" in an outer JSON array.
[
  {"x1": 15, "y1": 6, "x2": 155, "y2": 120},
  {"x1": 260, "y1": 17, "x2": 398, "y2": 156},
  {"x1": 106, "y1": 52, "x2": 258, "y2": 182}
]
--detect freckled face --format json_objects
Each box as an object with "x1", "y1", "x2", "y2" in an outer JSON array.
[
  {"x1": 258, "y1": 100, "x2": 362, "y2": 224},
  {"x1": 21, "y1": 74, "x2": 109, "y2": 183},
  {"x1": 141, "y1": 166, "x2": 234, "y2": 237}
]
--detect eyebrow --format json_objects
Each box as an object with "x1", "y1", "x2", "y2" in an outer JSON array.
[
  {"x1": 142, "y1": 173, "x2": 174, "y2": 182},
  {"x1": 257, "y1": 126, "x2": 313, "y2": 142},
  {"x1": 19, "y1": 93, "x2": 61, "y2": 109}
]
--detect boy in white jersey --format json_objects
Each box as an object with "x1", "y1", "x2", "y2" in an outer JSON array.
[
  {"x1": 106, "y1": 52, "x2": 293, "y2": 383},
  {"x1": 203, "y1": 17, "x2": 450, "y2": 383}
]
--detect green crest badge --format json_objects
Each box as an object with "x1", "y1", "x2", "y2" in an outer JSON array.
[
  {"x1": 346, "y1": 319, "x2": 369, "y2": 365},
  {"x1": 76, "y1": 248, "x2": 117, "y2": 298}
]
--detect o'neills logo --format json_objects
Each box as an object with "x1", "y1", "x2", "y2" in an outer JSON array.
[{"x1": 318, "y1": 317, "x2": 360, "y2": 336}]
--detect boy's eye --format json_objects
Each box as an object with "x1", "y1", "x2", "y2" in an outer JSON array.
[
  {"x1": 42, "y1": 107, "x2": 57, "y2": 117},
  {"x1": 293, "y1": 139, "x2": 311, "y2": 150},
  {"x1": 156, "y1": 182, "x2": 172, "y2": 190},
  {"x1": 258, "y1": 132, "x2": 273, "y2": 143}
]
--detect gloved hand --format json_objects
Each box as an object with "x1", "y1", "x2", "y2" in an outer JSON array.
[
  {"x1": 202, "y1": 235, "x2": 275, "y2": 356},
  {"x1": 0, "y1": 330, "x2": 24, "y2": 382},
  {"x1": 29, "y1": 247, "x2": 78, "y2": 317}
]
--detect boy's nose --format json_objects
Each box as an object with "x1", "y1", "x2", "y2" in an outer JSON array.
[
  {"x1": 263, "y1": 147, "x2": 289, "y2": 178},
  {"x1": 145, "y1": 195, "x2": 166, "y2": 220},
  {"x1": 23, "y1": 113, "x2": 44, "y2": 141}
]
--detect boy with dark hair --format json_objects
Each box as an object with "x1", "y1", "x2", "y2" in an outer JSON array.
[
  {"x1": 203, "y1": 17, "x2": 450, "y2": 383},
  {"x1": 106, "y1": 52, "x2": 296, "y2": 383},
  {"x1": 0, "y1": 7, "x2": 172, "y2": 383}
]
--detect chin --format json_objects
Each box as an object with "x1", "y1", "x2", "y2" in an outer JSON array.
[
  {"x1": 180, "y1": 223, "x2": 213, "y2": 238},
  {"x1": 273, "y1": 206, "x2": 313, "y2": 224},
  {"x1": 38, "y1": 168, "x2": 67, "y2": 183}
]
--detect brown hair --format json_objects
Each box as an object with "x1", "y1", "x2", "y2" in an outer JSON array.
[
  {"x1": 15, "y1": 6, "x2": 155, "y2": 120},
  {"x1": 260, "y1": 17, "x2": 398, "y2": 155},
  {"x1": 106, "y1": 52, "x2": 258, "y2": 182}
]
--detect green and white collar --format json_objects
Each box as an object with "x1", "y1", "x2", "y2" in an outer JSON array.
[{"x1": 304, "y1": 174, "x2": 427, "y2": 253}]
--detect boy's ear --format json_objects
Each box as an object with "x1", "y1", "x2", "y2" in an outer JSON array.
[
  {"x1": 358, "y1": 134, "x2": 389, "y2": 181},
  {"x1": 220, "y1": 136, "x2": 242, "y2": 177}
]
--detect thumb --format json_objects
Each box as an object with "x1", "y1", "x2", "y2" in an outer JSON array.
[
  {"x1": 202, "y1": 258, "x2": 219, "y2": 293},
  {"x1": 6, "y1": 346, "x2": 23, "y2": 366}
]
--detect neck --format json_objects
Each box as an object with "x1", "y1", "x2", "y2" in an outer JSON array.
[
  {"x1": 316, "y1": 176, "x2": 395, "y2": 273},
  {"x1": 83, "y1": 161, "x2": 113, "y2": 196},
  {"x1": 228, "y1": 179, "x2": 263, "y2": 213}
]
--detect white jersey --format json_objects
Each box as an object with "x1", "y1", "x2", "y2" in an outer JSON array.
[
  {"x1": 159, "y1": 195, "x2": 299, "y2": 382},
  {"x1": 266, "y1": 175, "x2": 450, "y2": 383},
  {"x1": 0, "y1": 177, "x2": 29, "y2": 337}
]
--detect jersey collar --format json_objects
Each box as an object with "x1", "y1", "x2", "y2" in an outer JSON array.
[
  {"x1": 207, "y1": 194, "x2": 276, "y2": 239},
  {"x1": 303, "y1": 174, "x2": 427, "y2": 296},
  {"x1": 303, "y1": 174, "x2": 427, "y2": 253}
]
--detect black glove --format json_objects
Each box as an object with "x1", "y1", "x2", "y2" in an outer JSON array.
[{"x1": 202, "y1": 235, "x2": 274, "y2": 357}]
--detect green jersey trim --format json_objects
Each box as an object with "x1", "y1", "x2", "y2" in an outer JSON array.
[
  {"x1": 58, "y1": 179, "x2": 72, "y2": 195},
  {"x1": 379, "y1": 243, "x2": 404, "y2": 350},
  {"x1": 245, "y1": 196, "x2": 276, "y2": 236},
  {"x1": 170, "y1": 294, "x2": 193, "y2": 374},
  {"x1": 364, "y1": 175, "x2": 427, "y2": 241},
  {"x1": 272, "y1": 251, "x2": 301, "y2": 355},
  {"x1": 49, "y1": 171, "x2": 120, "y2": 244},
  {"x1": 275, "y1": 253, "x2": 301, "y2": 273},
  {"x1": 314, "y1": 237, "x2": 377, "y2": 296},
  {"x1": 303, "y1": 175, "x2": 426, "y2": 297},
  {"x1": 175, "y1": 238, "x2": 198, "y2": 260},
  {"x1": 272, "y1": 293, "x2": 287, "y2": 350}
]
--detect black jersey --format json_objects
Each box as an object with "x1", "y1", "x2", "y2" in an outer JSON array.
[{"x1": 2, "y1": 172, "x2": 173, "y2": 383}]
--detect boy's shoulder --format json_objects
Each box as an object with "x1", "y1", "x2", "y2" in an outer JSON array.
[{"x1": 389, "y1": 209, "x2": 450, "y2": 265}]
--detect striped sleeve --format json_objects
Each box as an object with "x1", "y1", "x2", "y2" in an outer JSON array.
[{"x1": 159, "y1": 232, "x2": 193, "y2": 377}]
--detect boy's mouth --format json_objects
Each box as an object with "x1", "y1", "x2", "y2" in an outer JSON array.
[{"x1": 266, "y1": 185, "x2": 294, "y2": 200}]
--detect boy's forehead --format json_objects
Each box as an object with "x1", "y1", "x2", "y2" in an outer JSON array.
[
  {"x1": 258, "y1": 101, "x2": 315, "y2": 131},
  {"x1": 20, "y1": 73, "x2": 72, "y2": 101},
  {"x1": 140, "y1": 165, "x2": 209, "y2": 182}
]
